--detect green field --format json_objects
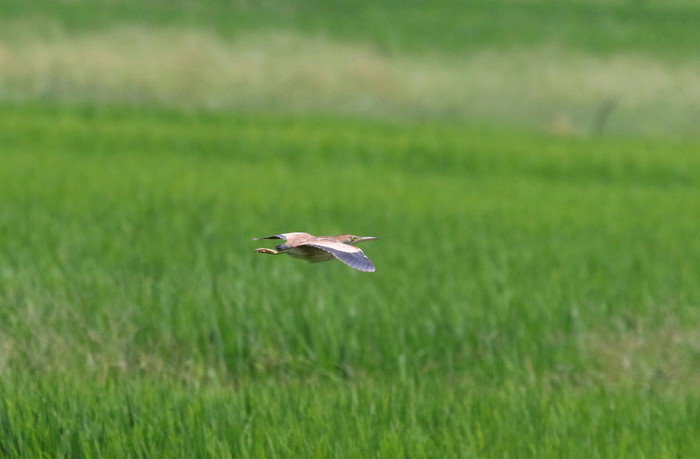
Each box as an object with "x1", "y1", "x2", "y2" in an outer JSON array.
[{"x1": 2, "y1": 1, "x2": 700, "y2": 457}]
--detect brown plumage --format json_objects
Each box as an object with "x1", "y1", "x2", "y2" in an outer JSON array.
[{"x1": 253, "y1": 232, "x2": 377, "y2": 272}]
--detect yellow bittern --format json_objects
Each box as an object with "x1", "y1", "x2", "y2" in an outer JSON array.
[{"x1": 254, "y1": 232, "x2": 378, "y2": 272}]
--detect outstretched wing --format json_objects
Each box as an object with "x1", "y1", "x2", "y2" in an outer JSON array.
[
  {"x1": 252, "y1": 232, "x2": 310, "y2": 241},
  {"x1": 303, "y1": 241, "x2": 375, "y2": 272}
]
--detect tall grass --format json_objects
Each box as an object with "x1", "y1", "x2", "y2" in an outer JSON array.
[
  {"x1": 2, "y1": 105, "x2": 699, "y2": 381},
  {"x1": 1, "y1": 105, "x2": 700, "y2": 455},
  {"x1": 2, "y1": 377, "x2": 699, "y2": 457},
  {"x1": 2, "y1": 0, "x2": 700, "y2": 455}
]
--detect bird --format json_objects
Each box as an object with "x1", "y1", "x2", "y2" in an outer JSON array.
[{"x1": 253, "y1": 232, "x2": 378, "y2": 272}]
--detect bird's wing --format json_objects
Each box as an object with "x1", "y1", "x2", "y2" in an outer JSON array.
[
  {"x1": 303, "y1": 241, "x2": 376, "y2": 272},
  {"x1": 252, "y1": 232, "x2": 310, "y2": 241}
]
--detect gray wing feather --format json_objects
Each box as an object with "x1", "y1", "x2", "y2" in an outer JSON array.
[{"x1": 304, "y1": 243, "x2": 376, "y2": 272}]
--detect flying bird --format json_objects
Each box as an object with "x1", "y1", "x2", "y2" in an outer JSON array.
[{"x1": 254, "y1": 232, "x2": 377, "y2": 272}]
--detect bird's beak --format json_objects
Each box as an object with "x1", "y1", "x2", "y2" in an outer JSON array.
[{"x1": 355, "y1": 236, "x2": 378, "y2": 243}]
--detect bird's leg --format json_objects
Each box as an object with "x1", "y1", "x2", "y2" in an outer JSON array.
[{"x1": 255, "y1": 248, "x2": 281, "y2": 255}]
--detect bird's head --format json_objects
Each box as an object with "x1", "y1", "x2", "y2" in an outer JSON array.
[{"x1": 339, "y1": 235, "x2": 378, "y2": 245}]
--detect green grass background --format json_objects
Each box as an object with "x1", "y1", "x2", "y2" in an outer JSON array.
[
  {"x1": 3, "y1": 0, "x2": 700, "y2": 56},
  {"x1": 2, "y1": 1, "x2": 700, "y2": 457}
]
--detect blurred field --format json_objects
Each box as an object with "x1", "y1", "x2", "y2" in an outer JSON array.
[
  {"x1": 2, "y1": 0, "x2": 700, "y2": 56},
  {"x1": 2, "y1": 0, "x2": 700, "y2": 457},
  {"x1": 1, "y1": 0, "x2": 700, "y2": 136}
]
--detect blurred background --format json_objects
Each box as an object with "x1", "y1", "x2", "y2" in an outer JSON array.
[{"x1": 1, "y1": 0, "x2": 699, "y2": 137}]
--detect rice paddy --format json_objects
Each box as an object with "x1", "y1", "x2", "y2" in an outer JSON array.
[{"x1": 1, "y1": 1, "x2": 700, "y2": 456}]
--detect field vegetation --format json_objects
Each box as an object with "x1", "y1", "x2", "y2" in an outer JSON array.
[{"x1": 1, "y1": 0, "x2": 700, "y2": 456}]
